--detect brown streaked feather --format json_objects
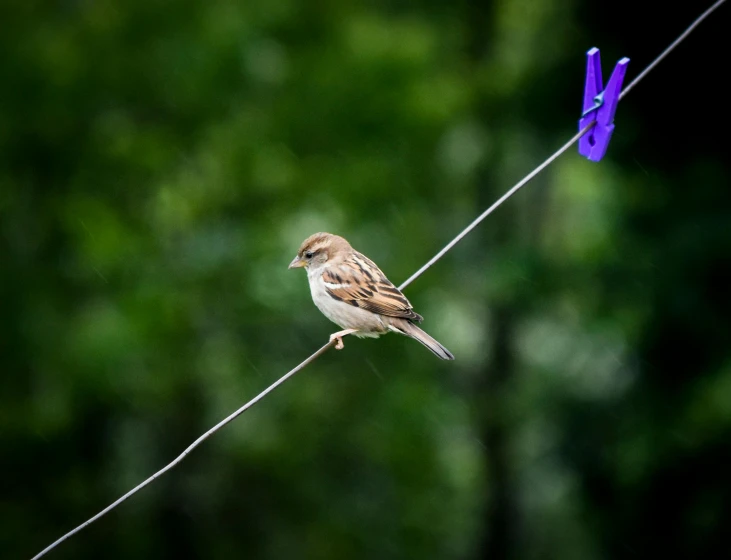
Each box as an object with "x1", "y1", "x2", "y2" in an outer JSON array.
[{"x1": 323, "y1": 251, "x2": 423, "y2": 322}]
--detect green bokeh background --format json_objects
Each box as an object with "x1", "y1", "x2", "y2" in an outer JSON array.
[{"x1": 2, "y1": 1, "x2": 729, "y2": 558}]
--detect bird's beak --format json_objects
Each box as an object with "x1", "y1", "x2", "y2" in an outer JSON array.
[{"x1": 288, "y1": 256, "x2": 305, "y2": 269}]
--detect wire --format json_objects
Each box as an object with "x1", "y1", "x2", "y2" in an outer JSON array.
[
  {"x1": 403, "y1": 0, "x2": 727, "y2": 288},
  {"x1": 619, "y1": 0, "x2": 726, "y2": 100},
  {"x1": 30, "y1": 1, "x2": 727, "y2": 558},
  {"x1": 30, "y1": 341, "x2": 336, "y2": 560},
  {"x1": 398, "y1": 125, "x2": 591, "y2": 291}
]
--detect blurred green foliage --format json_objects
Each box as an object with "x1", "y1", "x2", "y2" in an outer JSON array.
[{"x1": 1, "y1": 1, "x2": 729, "y2": 559}]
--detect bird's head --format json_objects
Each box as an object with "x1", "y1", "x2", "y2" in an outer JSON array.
[{"x1": 288, "y1": 232, "x2": 351, "y2": 271}]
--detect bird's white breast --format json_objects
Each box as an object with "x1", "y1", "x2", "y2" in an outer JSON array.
[{"x1": 306, "y1": 265, "x2": 386, "y2": 337}]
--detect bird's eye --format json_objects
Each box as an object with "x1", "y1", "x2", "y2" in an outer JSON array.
[{"x1": 304, "y1": 251, "x2": 314, "y2": 259}]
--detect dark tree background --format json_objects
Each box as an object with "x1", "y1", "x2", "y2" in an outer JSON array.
[{"x1": 2, "y1": 1, "x2": 728, "y2": 559}]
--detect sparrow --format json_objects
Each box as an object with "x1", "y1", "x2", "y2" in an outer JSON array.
[{"x1": 289, "y1": 232, "x2": 455, "y2": 360}]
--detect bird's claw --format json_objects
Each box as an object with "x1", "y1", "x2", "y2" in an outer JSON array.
[{"x1": 329, "y1": 329, "x2": 357, "y2": 350}]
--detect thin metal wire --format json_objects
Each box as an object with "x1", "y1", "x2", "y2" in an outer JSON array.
[
  {"x1": 402, "y1": 0, "x2": 727, "y2": 288},
  {"x1": 30, "y1": 341, "x2": 335, "y2": 560},
  {"x1": 31, "y1": 1, "x2": 726, "y2": 558},
  {"x1": 398, "y1": 125, "x2": 591, "y2": 291},
  {"x1": 619, "y1": 0, "x2": 726, "y2": 100}
]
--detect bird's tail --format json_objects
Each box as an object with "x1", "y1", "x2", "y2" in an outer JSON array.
[{"x1": 391, "y1": 320, "x2": 455, "y2": 360}]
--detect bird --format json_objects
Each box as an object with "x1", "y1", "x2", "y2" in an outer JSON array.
[{"x1": 289, "y1": 232, "x2": 455, "y2": 360}]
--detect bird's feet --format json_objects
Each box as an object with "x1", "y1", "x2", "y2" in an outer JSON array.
[{"x1": 329, "y1": 329, "x2": 358, "y2": 350}]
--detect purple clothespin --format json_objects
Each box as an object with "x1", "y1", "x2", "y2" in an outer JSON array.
[{"x1": 579, "y1": 47, "x2": 630, "y2": 162}]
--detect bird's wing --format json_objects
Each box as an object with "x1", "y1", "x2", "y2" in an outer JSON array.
[{"x1": 322, "y1": 252, "x2": 423, "y2": 322}]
